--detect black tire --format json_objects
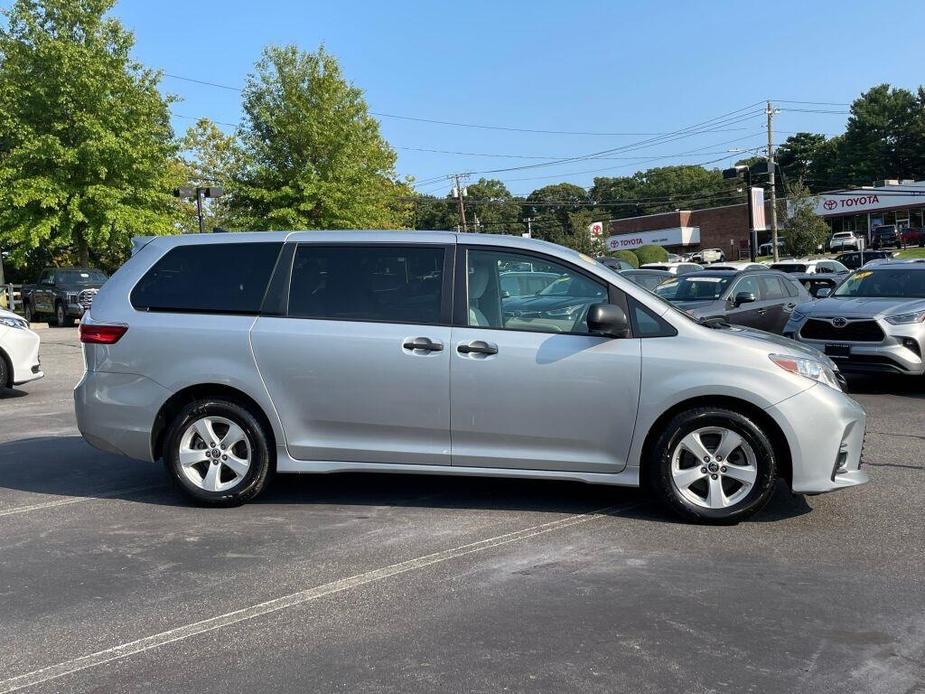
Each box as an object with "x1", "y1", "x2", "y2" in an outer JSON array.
[
  {"x1": 646, "y1": 407, "x2": 778, "y2": 524},
  {"x1": 22, "y1": 302, "x2": 33, "y2": 325},
  {"x1": 55, "y1": 302, "x2": 75, "y2": 328},
  {"x1": 163, "y1": 398, "x2": 272, "y2": 506},
  {"x1": 0, "y1": 352, "x2": 8, "y2": 389}
]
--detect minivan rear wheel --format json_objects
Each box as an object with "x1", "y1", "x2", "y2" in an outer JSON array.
[
  {"x1": 163, "y1": 398, "x2": 272, "y2": 506},
  {"x1": 647, "y1": 407, "x2": 777, "y2": 524}
]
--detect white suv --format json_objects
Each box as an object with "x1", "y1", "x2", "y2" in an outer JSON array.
[{"x1": 829, "y1": 232, "x2": 861, "y2": 252}]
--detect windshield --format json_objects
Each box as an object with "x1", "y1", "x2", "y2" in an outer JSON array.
[
  {"x1": 58, "y1": 270, "x2": 108, "y2": 284},
  {"x1": 834, "y1": 269, "x2": 925, "y2": 298},
  {"x1": 770, "y1": 263, "x2": 806, "y2": 273},
  {"x1": 656, "y1": 275, "x2": 731, "y2": 301}
]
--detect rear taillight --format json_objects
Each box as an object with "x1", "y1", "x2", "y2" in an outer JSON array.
[{"x1": 79, "y1": 324, "x2": 127, "y2": 344}]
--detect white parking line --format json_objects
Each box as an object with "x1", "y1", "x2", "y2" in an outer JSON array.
[
  {"x1": 0, "y1": 484, "x2": 165, "y2": 518},
  {"x1": 0, "y1": 504, "x2": 632, "y2": 693}
]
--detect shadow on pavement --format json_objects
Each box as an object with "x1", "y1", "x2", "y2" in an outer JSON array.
[
  {"x1": 0, "y1": 435, "x2": 812, "y2": 523},
  {"x1": 0, "y1": 387, "x2": 28, "y2": 400},
  {"x1": 845, "y1": 374, "x2": 925, "y2": 398}
]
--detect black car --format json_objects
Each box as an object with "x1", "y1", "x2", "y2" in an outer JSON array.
[
  {"x1": 870, "y1": 225, "x2": 901, "y2": 249},
  {"x1": 655, "y1": 269, "x2": 811, "y2": 334},
  {"x1": 834, "y1": 250, "x2": 894, "y2": 270},
  {"x1": 501, "y1": 272, "x2": 608, "y2": 332},
  {"x1": 618, "y1": 268, "x2": 673, "y2": 291}
]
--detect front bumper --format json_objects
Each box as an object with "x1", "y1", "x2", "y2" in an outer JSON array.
[
  {"x1": 765, "y1": 384, "x2": 868, "y2": 494},
  {"x1": 785, "y1": 318, "x2": 925, "y2": 376},
  {"x1": 1, "y1": 326, "x2": 44, "y2": 385},
  {"x1": 74, "y1": 370, "x2": 171, "y2": 461}
]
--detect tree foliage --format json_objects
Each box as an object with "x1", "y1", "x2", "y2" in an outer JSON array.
[
  {"x1": 0, "y1": 0, "x2": 181, "y2": 268},
  {"x1": 227, "y1": 45, "x2": 411, "y2": 230},
  {"x1": 784, "y1": 182, "x2": 830, "y2": 257},
  {"x1": 633, "y1": 244, "x2": 669, "y2": 265}
]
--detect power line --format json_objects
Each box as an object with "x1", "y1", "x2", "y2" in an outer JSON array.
[
  {"x1": 162, "y1": 73, "x2": 758, "y2": 137},
  {"x1": 775, "y1": 99, "x2": 851, "y2": 107}
]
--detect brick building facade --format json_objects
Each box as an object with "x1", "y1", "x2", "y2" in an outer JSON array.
[{"x1": 607, "y1": 202, "x2": 775, "y2": 258}]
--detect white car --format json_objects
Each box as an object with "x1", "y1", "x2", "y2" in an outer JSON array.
[
  {"x1": 769, "y1": 259, "x2": 849, "y2": 275},
  {"x1": 691, "y1": 248, "x2": 726, "y2": 263},
  {"x1": 707, "y1": 262, "x2": 767, "y2": 271},
  {"x1": 0, "y1": 308, "x2": 43, "y2": 388},
  {"x1": 828, "y1": 231, "x2": 862, "y2": 252},
  {"x1": 758, "y1": 240, "x2": 786, "y2": 256},
  {"x1": 640, "y1": 262, "x2": 704, "y2": 275}
]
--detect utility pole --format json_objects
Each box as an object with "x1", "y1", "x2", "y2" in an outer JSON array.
[
  {"x1": 453, "y1": 174, "x2": 468, "y2": 232},
  {"x1": 523, "y1": 217, "x2": 533, "y2": 238},
  {"x1": 767, "y1": 100, "x2": 780, "y2": 262}
]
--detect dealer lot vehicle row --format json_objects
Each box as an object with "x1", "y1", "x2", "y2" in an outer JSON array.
[{"x1": 76, "y1": 231, "x2": 866, "y2": 523}]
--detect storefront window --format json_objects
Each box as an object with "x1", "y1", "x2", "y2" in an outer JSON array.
[
  {"x1": 882, "y1": 211, "x2": 896, "y2": 226},
  {"x1": 910, "y1": 210, "x2": 923, "y2": 229}
]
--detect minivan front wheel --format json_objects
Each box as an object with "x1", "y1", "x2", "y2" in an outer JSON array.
[
  {"x1": 647, "y1": 407, "x2": 777, "y2": 523},
  {"x1": 164, "y1": 399, "x2": 272, "y2": 506}
]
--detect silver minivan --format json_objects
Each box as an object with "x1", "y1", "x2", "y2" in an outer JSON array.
[{"x1": 75, "y1": 232, "x2": 868, "y2": 523}]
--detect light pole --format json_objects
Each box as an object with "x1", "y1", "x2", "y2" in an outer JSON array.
[
  {"x1": 723, "y1": 165, "x2": 757, "y2": 261},
  {"x1": 173, "y1": 186, "x2": 224, "y2": 233}
]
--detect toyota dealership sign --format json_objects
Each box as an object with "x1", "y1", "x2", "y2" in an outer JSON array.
[
  {"x1": 606, "y1": 226, "x2": 700, "y2": 250},
  {"x1": 812, "y1": 182, "x2": 925, "y2": 216}
]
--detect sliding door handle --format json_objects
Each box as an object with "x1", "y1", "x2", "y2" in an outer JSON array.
[{"x1": 457, "y1": 340, "x2": 498, "y2": 356}]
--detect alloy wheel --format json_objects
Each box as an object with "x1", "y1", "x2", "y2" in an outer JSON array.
[
  {"x1": 670, "y1": 426, "x2": 758, "y2": 509},
  {"x1": 177, "y1": 416, "x2": 252, "y2": 492}
]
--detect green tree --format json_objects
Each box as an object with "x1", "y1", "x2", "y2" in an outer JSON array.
[
  {"x1": 0, "y1": 0, "x2": 181, "y2": 268},
  {"x1": 777, "y1": 132, "x2": 828, "y2": 187},
  {"x1": 523, "y1": 183, "x2": 590, "y2": 243},
  {"x1": 591, "y1": 165, "x2": 739, "y2": 219},
  {"x1": 228, "y1": 45, "x2": 408, "y2": 230},
  {"x1": 466, "y1": 178, "x2": 522, "y2": 234},
  {"x1": 178, "y1": 118, "x2": 237, "y2": 232},
  {"x1": 836, "y1": 84, "x2": 925, "y2": 183},
  {"x1": 783, "y1": 182, "x2": 829, "y2": 257},
  {"x1": 609, "y1": 250, "x2": 639, "y2": 268}
]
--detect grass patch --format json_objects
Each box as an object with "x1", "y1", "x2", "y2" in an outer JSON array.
[{"x1": 897, "y1": 247, "x2": 925, "y2": 259}]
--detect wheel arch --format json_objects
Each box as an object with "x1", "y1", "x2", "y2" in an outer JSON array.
[
  {"x1": 639, "y1": 395, "x2": 793, "y2": 489},
  {"x1": 151, "y1": 383, "x2": 277, "y2": 464},
  {"x1": 0, "y1": 346, "x2": 12, "y2": 388}
]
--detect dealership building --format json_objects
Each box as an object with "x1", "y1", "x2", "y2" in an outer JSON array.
[{"x1": 604, "y1": 179, "x2": 925, "y2": 256}]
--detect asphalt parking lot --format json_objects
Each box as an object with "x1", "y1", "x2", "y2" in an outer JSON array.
[{"x1": 0, "y1": 327, "x2": 923, "y2": 693}]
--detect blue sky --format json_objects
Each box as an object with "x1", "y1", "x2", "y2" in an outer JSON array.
[{"x1": 112, "y1": 0, "x2": 925, "y2": 196}]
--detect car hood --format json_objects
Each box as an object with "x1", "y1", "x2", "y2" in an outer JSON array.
[
  {"x1": 800, "y1": 296, "x2": 925, "y2": 318},
  {"x1": 714, "y1": 324, "x2": 835, "y2": 365},
  {"x1": 58, "y1": 283, "x2": 106, "y2": 291}
]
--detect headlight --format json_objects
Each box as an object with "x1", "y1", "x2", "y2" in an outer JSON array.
[
  {"x1": 789, "y1": 309, "x2": 806, "y2": 322},
  {"x1": 769, "y1": 353, "x2": 842, "y2": 391},
  {"x1": 884, "y1": 309, "x2": 925, "y2": 325},
  {"x1": 0, "y1": 317, "x2": 28, "y2": 329}
]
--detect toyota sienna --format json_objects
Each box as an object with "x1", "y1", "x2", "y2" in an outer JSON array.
[{"x1": 75, "y1": 232, "x2": 868, "y2": 523}]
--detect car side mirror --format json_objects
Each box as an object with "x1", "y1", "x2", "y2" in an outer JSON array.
[
  {"x1": 815, "y1": 287, "x2": 831, "y2": 298},
  {"x1": 587, "y1": 303, "x2": 629, "y2": 338},
  {"x1": 733, "y1": 291, "x2": 756, "y2": 307}
]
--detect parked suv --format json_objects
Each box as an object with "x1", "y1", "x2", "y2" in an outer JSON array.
[
  {"x1": 22, "y1": 267, "x2": 109, "y2": 327},
  {"x1": 870, "y1": 225, "x2": 901, "y2": 249},
  {"x1": 834, "y1": 250, "x2": 894, "y2": 270},
  {"x1": 655, "y1": 269, "x2": 811, "y2": 334},
  {"x1": 785, "y1": 261, "x2": 925, "y2": 376},
  {"x1": 828, "y1": 231, "x2": 861, "y2": 252},
  {"x1": 75, "y1": 232, "x2": 867, "y2": 523}
]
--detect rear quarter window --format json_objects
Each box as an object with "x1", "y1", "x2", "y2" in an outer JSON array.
[{"x1": 131, "y1": 242, "x2": 283, "y2": 314}]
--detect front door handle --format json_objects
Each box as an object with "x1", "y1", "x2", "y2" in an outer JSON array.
[
  {"x1": 457, "y1": 340, "x2": 498, "y2": 356},
  {"x1": 403, "y1": 337, "x2": 443, "y2": 352},
  {"x1": 756, "y1": 308, "x2": 767, "y2": 315}
]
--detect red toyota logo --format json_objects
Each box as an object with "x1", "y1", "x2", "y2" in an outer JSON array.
[{"x1": 823, "y1": 199, "x2": 837, "y2": 210}]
